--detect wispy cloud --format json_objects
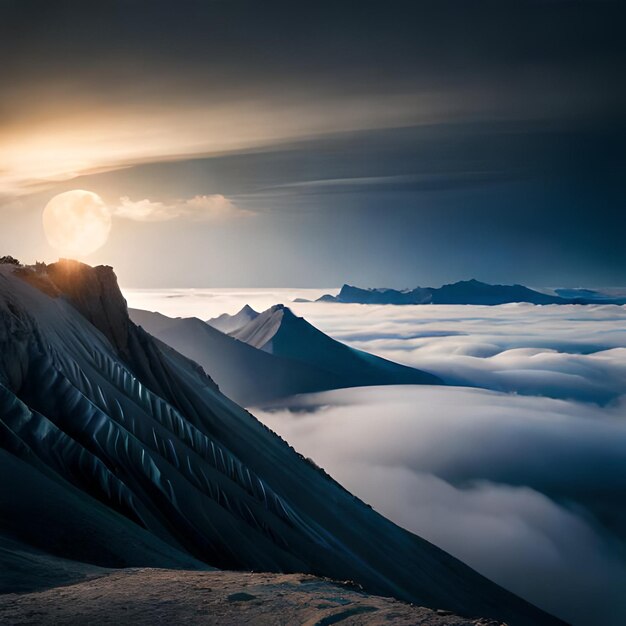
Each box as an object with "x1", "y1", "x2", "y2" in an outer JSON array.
[
  {"x1": 254, "y1": 386, "x2": 626, "y2": 626},
  {"x1": 115, "y1": 194, "x2": 255, "y2": 222}
]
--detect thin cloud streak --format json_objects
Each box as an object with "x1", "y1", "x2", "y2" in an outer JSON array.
[
  {"x1": 0, "y1": 94, "x2": 428, "y2": 197},
  {"x1": 2, "y1": 0, "x2": 623, "y2": 196}
]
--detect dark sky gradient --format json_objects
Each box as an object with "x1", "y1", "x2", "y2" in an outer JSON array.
[{"x1": 1, "y1": 0, "x2": 625, "y2": 286}]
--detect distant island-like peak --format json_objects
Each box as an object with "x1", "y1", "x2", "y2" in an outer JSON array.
[{"x1": 317, "y1": 280, "x2": 626, "y2": 306}]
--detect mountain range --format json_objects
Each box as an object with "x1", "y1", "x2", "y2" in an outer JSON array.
[
  {"x1": 131, "y1": 303, "x2": 440, "y2": 406},
  {"x1": 0, "y1": 259, "x2": 561, "y2": 625},
  {"x1": 316, "y1": 279, "x2": 626, "y2": 305}
]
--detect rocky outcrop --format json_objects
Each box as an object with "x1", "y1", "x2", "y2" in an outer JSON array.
[{"x1": 45, "y1": 260, "x2": 131, "y2": 357}]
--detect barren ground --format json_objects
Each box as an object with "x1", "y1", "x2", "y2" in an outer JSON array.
[{"x1": 0, "y1": 568, "x2": 506, "y2": 625}]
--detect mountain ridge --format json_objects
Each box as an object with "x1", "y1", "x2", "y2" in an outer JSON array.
[
  {"x1": 208, "y1": 304, "x2": 260, "y2": 334},
  {"x1": 131, "y1": 307, "x2": 345, "y2": 406},
  {"x1": 318, "y1": 279, "x2": 626, "y2": 305},
  {"x1": 144, "y1": 302, "x2": 440, "y2": 405}
]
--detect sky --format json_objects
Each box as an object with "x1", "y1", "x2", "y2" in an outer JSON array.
[{"x1": 1, "y1": 0, "x2": 625, "y2": 287}]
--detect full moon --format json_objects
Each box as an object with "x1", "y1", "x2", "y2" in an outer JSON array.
[{"x1": 43, "y1": 190, "x2": 111, "y2": 257}]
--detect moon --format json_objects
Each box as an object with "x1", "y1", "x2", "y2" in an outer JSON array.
[{"x1": 43, "y1": 190, "x2": 111, "y2": 257}]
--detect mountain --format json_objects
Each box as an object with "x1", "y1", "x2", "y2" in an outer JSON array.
[
  {"x1": 231, "y1": 304, "x2": 440, "y2": 386},
  {"x1": 208, "y1": 304, "x2": 259, "y2": 334},
  {"x1": 130, "y1": 308, "x2": 345, "y2": 406},
  {"x1": 133, "y1": 305, "x2": 440, "y2": 405},
  {"x1": 0, "y1": 260, "x2": 560, "y2": 625},
  {"x1": 318, "y1": 279, "x2": 626, "y2": 305},
  {"x1": 553, "y1": 287, "x2": 626, "y2": 302},
  {"x1": 432, "y1": 279, "x2": 565, "y2": 305}
]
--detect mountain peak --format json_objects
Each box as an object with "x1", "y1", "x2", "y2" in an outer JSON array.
[
  {"x1": 228, "y1": 304, "x2": 306, "y2": 351},
  {"x1": 207, "y1": 303, "x2": 260, "y2": 334},
  {"x1": 268, "y1": 303, "x2": 298, "y2": 319},
  {"x1": 229, "y1": 304, "x2": 289, "y2": 349},
  {"x1": 446, "y1": 278, "x2": 487, "y2": 287}
]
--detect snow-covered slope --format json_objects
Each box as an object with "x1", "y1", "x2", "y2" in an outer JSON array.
[
  {"x1": 207, "y1": 305, "x2": 259, "y2": 334},
  {"x1": 230, "y1": 304, "x2": 286, "y2": 350},
  {"x1": 0, "y1": 261, "x2": 561, "y2": 625}
]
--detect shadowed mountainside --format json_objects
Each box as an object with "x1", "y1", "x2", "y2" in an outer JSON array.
[{"x1": 132, "y1": 305, "x2": 440, "y2": 406}]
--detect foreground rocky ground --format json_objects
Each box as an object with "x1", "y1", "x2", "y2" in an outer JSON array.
[{"x1": 0, "y1": 568, "x2": 506, "y2": 625}]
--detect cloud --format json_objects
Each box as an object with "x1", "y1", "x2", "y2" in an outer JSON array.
[
  {"x1": 115, "y1": 194, "x2": 254, "y2": 222},
  {"x1": 3, "y1": 0, "x2": 623, "y2": 201},
  {"x1": 292, "y1": 301, "x2": 626, "y2": 404},
  {"x1": 120, "y1": 291, "x2": 626, "y2": 623},
  {"x1": 253, "y1": 386, "x2": 626, "y2": 625},
  {"x1": 121, "y1": 293, "x2": 626, "y2": 406},
  {"x1": 123, "y1": 287, "x2": 332, "y2": 319}
]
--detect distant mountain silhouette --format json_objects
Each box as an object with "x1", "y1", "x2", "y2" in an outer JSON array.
[{"x1": 318, "y1": 279, "x2": 626, "y2": 305}]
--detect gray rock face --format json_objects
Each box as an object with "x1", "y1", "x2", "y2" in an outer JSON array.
[{"x1": 0, "y1": 263, "x2": 562, "y2": 625}]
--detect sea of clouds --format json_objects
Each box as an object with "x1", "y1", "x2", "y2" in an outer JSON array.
[{"x1": 123, "y1": 287, "x2": 626, "y2": 625}]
